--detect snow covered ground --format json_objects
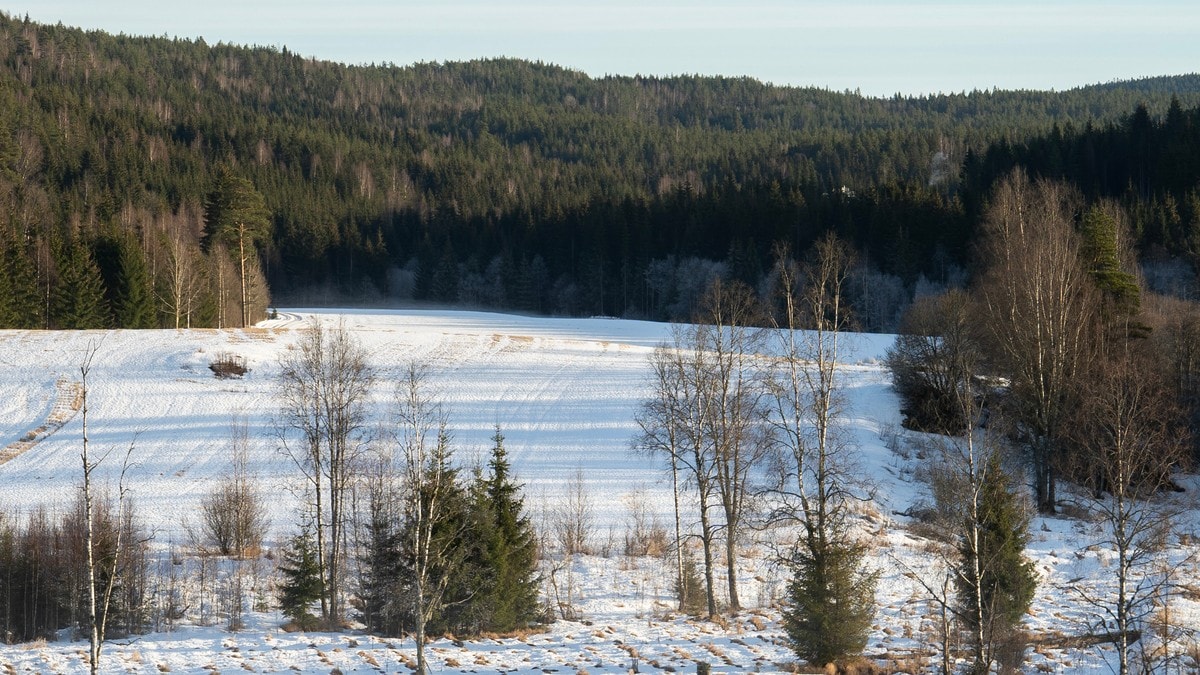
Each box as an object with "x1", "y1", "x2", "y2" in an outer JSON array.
[{"x1": 0, "y1": 308, "x2": 1197, "y2": 673}]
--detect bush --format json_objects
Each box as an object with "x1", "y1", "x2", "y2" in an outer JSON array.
[
  {"x1": 209, "y1": 353, "x2": 248, "y2": 379},
  {"x1": 885, "y1": 290, "x2": 977, "y2": 435}
]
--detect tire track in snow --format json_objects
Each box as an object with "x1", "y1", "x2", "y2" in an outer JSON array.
[{"x1": 0, "y1": 377, "x2": 84, "y2": 466}]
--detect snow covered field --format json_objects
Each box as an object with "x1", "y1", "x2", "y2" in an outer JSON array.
[{"x1": 0, "y1": 308, "x2": 1198, "y2": 673}]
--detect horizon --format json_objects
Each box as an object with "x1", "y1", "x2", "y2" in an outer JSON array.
[{"x1": 10, "y1": 2, "x2": 1200, "y2": 98}]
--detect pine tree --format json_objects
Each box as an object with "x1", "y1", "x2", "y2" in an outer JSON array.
[
  {"x1": 278, "y1": 526, "x2": 323, "y2": 629},
  {"x1": 202, "y1": 169, "x2": 271, "y2": 327}
]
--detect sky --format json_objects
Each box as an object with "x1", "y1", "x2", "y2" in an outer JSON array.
[{"x1": 10, "y1": 1, "x2": 1200, "y2": 97}]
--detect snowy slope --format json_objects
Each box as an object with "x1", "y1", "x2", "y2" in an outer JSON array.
[{"x1": 0, "y1": 309, "x2": 1194, "y2": 674}]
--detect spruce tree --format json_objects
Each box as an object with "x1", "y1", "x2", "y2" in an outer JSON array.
[
  {"x1": 357, "y1": 501, "x2": 403, "y2": 636},
  {"x1": 278, "y1": 526, "x2": 323, "y2": 629},
  {"x1": 396, "y1": 438, "x2": 472, "y2": 637},
  {"x1": 955, "y1": 452, "x2": 1037, "y2": 665},
  {"x1": 475, "y1": 428, "x2": 540, "y2": 633},
  {"x1": 1079, "y1": 205, "x2": 1140, "y2": 320},
  {"x1": 93, "y1": 231, "x2": 155, "y2": 328},
  {"x1": 52, "y1": 235, "x2": 110, "y2": 329},
  {"x1": 3, "y1": 240, "x2": 40, "y2": 328},
  {"x1": 783, "y1": 539, "x2": 877, "y2": 666}
]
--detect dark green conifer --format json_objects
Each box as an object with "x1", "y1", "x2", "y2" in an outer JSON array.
[
  {"x1": 783, "y1": 539, "x2": 877, "y2": 666},
  {"x1": 52, "y1": 235, "x2": 110, "y2": 329},
  {"x1": 93, "y1": 230, "x2": 155, "y2": 328},
  {"x1": 1079, "y1": 205, "x2": 1140, "y2": 318},
  {"x1": 474, "y1": 428, "x2": 541, "y2": 633},
  {"x1": 357, "y1": 500, "x2": 404, "y2": 636},
  {"x1": 278, "y1": 526, "x2": 323, "y2": 629},
  {"x1": 956, "y1": 453, "x2": 1037, "y2": 658}
]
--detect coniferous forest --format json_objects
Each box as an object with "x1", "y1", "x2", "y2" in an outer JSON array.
[{"x1": 2, "y1": 13, "x2": 1200, "y2": 328}]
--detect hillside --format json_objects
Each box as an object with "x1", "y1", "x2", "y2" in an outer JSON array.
[
  {"x1": 0, "y1": 310, "x2": 1197, "y2": 673},
  {"x1": 3, "y1": 14, "x2": 1200, "y2": 324}
]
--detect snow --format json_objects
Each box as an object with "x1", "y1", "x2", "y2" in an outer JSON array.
[{"x1": 0, "y1": 308, "x2": 1196, "y2": 673}]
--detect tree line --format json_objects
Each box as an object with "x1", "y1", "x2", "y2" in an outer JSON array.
[{"x1": 2, "y1": 13, "x2": 1199, "y2": 325}]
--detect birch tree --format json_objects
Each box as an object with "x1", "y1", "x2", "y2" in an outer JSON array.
[
  {"x1": 394, "y1": 364, "x2": 466, "y2": 674},
  {"x1": 78, "y1": 343, "x2": 138, "y2": 675},
  {"x1": 278, "y1": 316, "x2": 373, "y2": 625},
  {"x1": 1066, "y1": 345, "x2": 1189, "y2": 675},
  {"x1": 769, "y1": 236, "x2": 877, "y2": 665},
  {"x1": 202, "y1": 169, "x2": 271, "y2": 328},
  {"x1": 693, "y1": 278, "x2": 767, "y2": 613},
  {"x1": 976, "y1": 169, "x2": 1098, "y2": 514},
  {"x1": 636, "y1": 338, "x2": 717, "y2": 616}
]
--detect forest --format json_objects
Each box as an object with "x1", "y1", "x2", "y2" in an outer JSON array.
[
  {"x1": 2, "y1": 13, "x2": 1200, "y2": 328},
  {"x1": 5, "y1": 11, "x2": 1200, "y2": 672}
]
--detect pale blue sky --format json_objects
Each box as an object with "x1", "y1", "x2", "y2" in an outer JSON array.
[{"x1": 10, "y1": 1, "x2": 1200, "y2": 97}]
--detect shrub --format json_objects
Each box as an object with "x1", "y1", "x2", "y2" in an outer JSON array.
[{"x1": 209, "y1": 353, "x2": 248, "y2": 379}]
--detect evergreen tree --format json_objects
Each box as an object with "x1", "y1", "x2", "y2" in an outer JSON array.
[
  {"x1": 783, "y1": 539, "x2": 877, "y2": 667},
  {"x1": 955, "y1": 452, "x2": 1037, "y2": 664},
  {"x1": 52, "y1": 235, "x2": 110, "y2": 329},
  {"x1": 202, "y1": 169, "x2": 271, "y2": 327},
  {"x1": 357, "y1": 497, "x2": 404, "y2": 636},
  {"x1": 278, "y1": 526, "x2": 323, "y2": 629},
  {"x1": 1079, "y1": 204, "x2": 1140, "y2": 320},
  {"x1": 93, "y1": 230, "x2": 155, "y2": 328},
  {"x1": 6, "y1": 241, "x2": 41, "y2": 329},
  {"x1": 474, "y1": 428, "x2": 541, "y2": 633},
  {"x1": 675, "y1": 548, "x2": 707, "y2": 616},
  {"x1": 396, "y1": 436, "x2": 473, "y2": 637}
]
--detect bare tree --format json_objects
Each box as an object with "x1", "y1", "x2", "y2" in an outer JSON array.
[
  {"x1": 636, "y1": 336, "x2": 718, "y2": 616},
  {"x1": 202, "y1": 417, "x2": 270, "y2": 558},
  {"x1": 553, "y1": 467, "x2": 593, "y2": 556},
  {"x1": 886, "y1": 289, "x2": 980, "y2": 434},
  {"x1": 278, "y1": 316, "x2": 374, "y2": 625},
  {"x1": 78, "y1": 343, "x2": 138, "y2": 675},
  {"x1": 635, "y1": 277, "x2": 765, "y2": 618},
  {"x1": 394, "y1": 364, "x2": 466, "y2": 674},
  {"x1": 1065, "y1": 344, "x2": 1190, "y2": 675},
  {"x1": 156, "y1": 228, "x2": 203, "y2": 329},
  {"x1": 692, "y1": 278, "x2": 767, "y2": 613},
  {"x1": 767, "y1": 236, "x2": 878, "y2": 665},
  {"x1": 976, "y1": 169, "x2": 1099, "y2": 514}
]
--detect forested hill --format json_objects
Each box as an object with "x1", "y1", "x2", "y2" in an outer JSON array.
[{"x1": 1, "y1": 13, "x2": 1199, "y2": 328}]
